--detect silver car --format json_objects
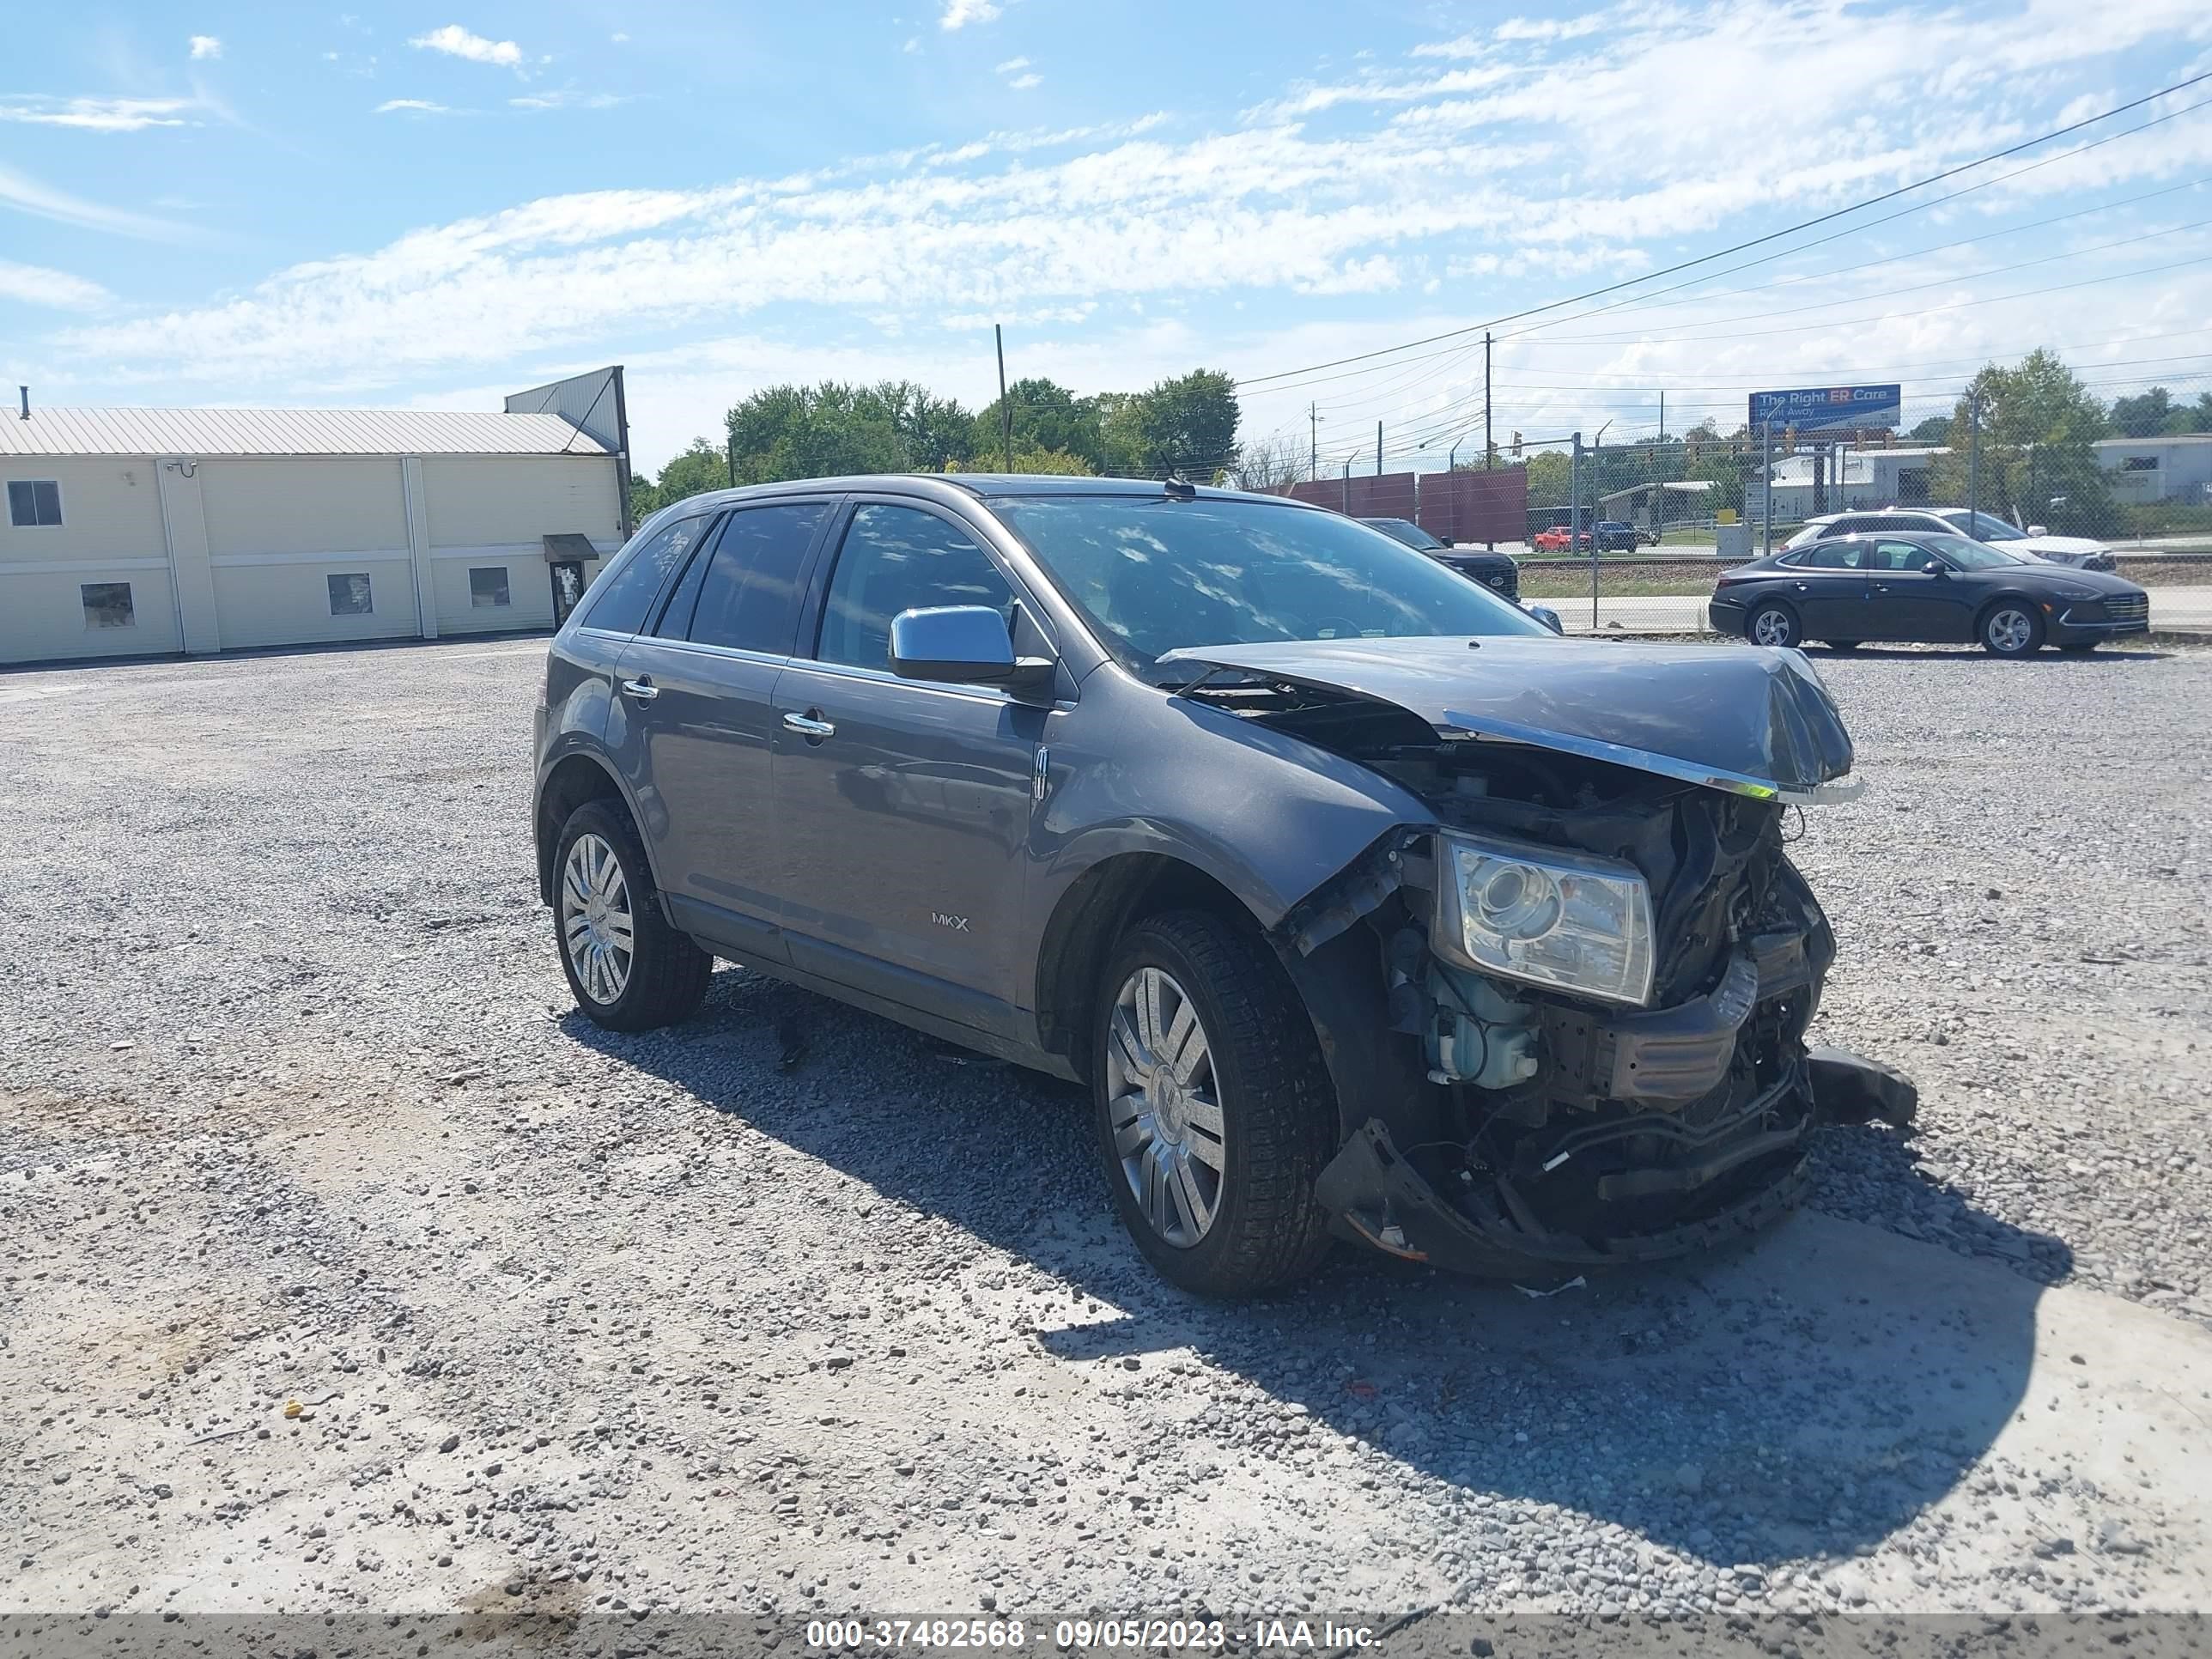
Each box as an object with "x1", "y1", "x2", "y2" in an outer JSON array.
[{"x1": 534, "y1": 476, "x2": 1913, "y2": 1296}]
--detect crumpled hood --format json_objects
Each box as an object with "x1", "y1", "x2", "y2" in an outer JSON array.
[{"x1": 1157, "y1": 635, "x2": 1860, "y2": 803}]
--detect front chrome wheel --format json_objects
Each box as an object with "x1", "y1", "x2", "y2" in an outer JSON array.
[
  {"x1": 1104, "y1": 967, "x2": 1225, "y2": 1248},
  {"x1": 560, "y1": 832, "x2": 635, "y2": 1005}
]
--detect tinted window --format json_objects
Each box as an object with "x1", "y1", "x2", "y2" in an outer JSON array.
[
  {"x1": 9, "y1": 479, "x2": 63, "y2": 526},
  {"x1": 992, "y1": 494, "x2": 1548, "y2": 676},
  {"x1": 580, "y1": 515, "x2": 711, "y2": 635},
  {"x1": 817, "y1": 504, "x2": 1015, "y2": 671},
  {"x1": 1799, "y1": 541, "x2": 1867, "y2": 570},
  {"x1": 682, "y1": 502, "x2": 829, "y2": 653},
  {"x1": 328, "y1": 573, "x2": 374, "y2": 615},
  {"x1": 1869, "y1": 540, "x2": 1932, "y2": 572}
]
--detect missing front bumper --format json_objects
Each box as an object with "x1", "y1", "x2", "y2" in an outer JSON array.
[{"x1": 1314, "y1": 1048, "x2": 1916, "y2": 1278}]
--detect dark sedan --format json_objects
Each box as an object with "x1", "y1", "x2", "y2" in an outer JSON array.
[
  {"x1": 1358, "y1": 515, "x2": 1520, "y2": 601},
  {"x1": 1709, "y1": 530, "x2": 2148, "y2": 656},
  {"x1": 1594, "y1": 520, "x2": 1654, "y2": 551}
]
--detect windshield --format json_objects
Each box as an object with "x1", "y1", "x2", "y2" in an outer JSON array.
[
  {"x1": 1943, "y1": 509, "x2": 2027, "y2": 541},
  {"x1": 1926, "y1": 533, "x2": 2028, "y2": 569},
  {"x1": 1359, "y1": 517, "x2": 1444, "y2": 551},
  {"x1": 991, "y1": 495, "x2": 1548, "y2": 676}
]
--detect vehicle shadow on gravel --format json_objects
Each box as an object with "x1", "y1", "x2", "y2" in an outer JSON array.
[{"x1": 569, "y1": 968, "x2": 2073, "y2": 1572}]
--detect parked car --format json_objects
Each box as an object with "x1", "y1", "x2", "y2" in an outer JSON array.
[
  {"x1": 1358, "y1": 515, "x2": 1520, "y2": 601},
  {"x1": 1531, "y1": 526, "x2": 1591, "y2": 552},
  {"x1": 1711, "y1": 529, "x2": 2148, "y2": 655},
  {"x1": 1593, "y1": 520, "x2": 1653, "y2": 551},
  {"x1": 1783, "y1": 508, "x2": 2118, "y2": 571},
  {"x1": 537, "y1": 476, "x2": 1911, "y2": 1296}
]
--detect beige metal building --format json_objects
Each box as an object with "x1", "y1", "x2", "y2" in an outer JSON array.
[{"x1": 1, "y1": 369, "x2": 630, "y2": 666}]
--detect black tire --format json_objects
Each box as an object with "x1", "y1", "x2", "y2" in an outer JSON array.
[
  {"x1": 1089, "y1": 910, "x2": 1337, "y2": 1297},
  {"x1": 1978, "y1": 599, "x2": 2045, "y2": 658},
  {"x1": 553, "y1": 799, "x2": 711, "y2": 1031},
  {"x1": 1821, "y1": 640, "x2": 1862, "y2": 652},
  {"x1": 1747, "y1": 600, "x2": 1800, "y2": 649}
]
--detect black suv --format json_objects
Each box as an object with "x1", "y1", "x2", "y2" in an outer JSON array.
[
  {"x1": 1357, "y1": 516, "x2": 1521, "y2": 600},
  {"x1": 536, "y1": 476, "x2": 1911, "y2": 1295}
]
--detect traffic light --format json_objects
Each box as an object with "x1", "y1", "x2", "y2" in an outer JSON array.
[
  {"x1": 1510, "y1": 430, "x2": 1522, "y2": 459},
  {"x1": 1784, "y1": 425, "x2": 1796, "y2": 448}
]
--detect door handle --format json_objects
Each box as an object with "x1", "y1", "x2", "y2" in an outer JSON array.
[
  {"x1": 620, "y1": 677, "x2": 659, "y2": 702},
  {"x1": 782, "y1": 711, "x2": 836, "y2": 739},
  {"x1": 1793, "y1": 581, "x2": 1809, "y2": 591}
]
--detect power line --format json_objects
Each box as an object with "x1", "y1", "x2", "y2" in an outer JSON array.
[{"x1": 1233, "y1": 70, "x2": 2212, "y2": 390}]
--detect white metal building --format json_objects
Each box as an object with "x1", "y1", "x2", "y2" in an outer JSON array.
[{"x1": 1, "y1": 369, "x2": 629, "y2": 666}]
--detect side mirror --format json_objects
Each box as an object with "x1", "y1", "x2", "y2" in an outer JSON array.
[
  {"x1": 890, "y1": 605, "x2": 1054, "y2": 693},
  {"x1": 2027, "y1": 524, "x2": 2047, "y2": 537},
  {"x1": 1922, "y1": 560, "x2": 1946, "y2": 576},
  {"x1": 1526, "y1": 604, "x2": 1565, "y2": 634}
]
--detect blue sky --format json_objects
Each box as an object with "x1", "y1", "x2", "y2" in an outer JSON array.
[{"x1": 4, "y1": 1, "x2": 2211, "y2": 471}]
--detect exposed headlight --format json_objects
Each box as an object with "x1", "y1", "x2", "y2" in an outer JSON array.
[
  {"x1": 2049, "y1": 581, "x2": 2100, "y2": 599},
  {"x1": 1434, "y1": 830, "x2": 1656, "y2": 1006}
]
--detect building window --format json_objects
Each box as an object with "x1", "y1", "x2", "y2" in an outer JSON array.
[
  {"x1": 81, "y1": 581, "x2": 134, "y2": 629},
  {"x1": 328, "y1": 573, "x2": 374, "y2": 616},
  {"x1": 8, "y1": 479, "x2": 64, "y2": 527},
  {"x1": 2120, "y1": 456, "x2": 2160, "y2": 472},
  {"x1": 468, "y1": 565, "x2": 512, "y2": 608}
]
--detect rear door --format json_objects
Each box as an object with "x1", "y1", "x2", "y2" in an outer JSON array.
[
  {"x1": 1784, "y1": 538, "x2": 1873, "y2": 634},
  {"x1": 769, "y1": 497, "x2": 1051, "y2": 1039},
  {"x1": 1863, "y1": 538, "x2": 1974, "y2": 640},
  {"x1": 609, "y1": 498, "x2": 836, "y2": 960}
]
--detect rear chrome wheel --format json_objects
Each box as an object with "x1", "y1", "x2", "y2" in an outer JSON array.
[
  {"x1": 1749, "y1": 602, "x2": 1798, "y2": 648},
  {"x1": 561, "y1": 833, "x2": 635, "y2": 1005},
  {"x1": 1104, "y1": 967, "x2": 1226, "y2": 1247},
  {"x1": 550, "y1": 799, "x2": 711, "y2": 1031}
]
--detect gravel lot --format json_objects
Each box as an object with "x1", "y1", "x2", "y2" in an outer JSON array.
[{"x1": 4, "y1": 635, "x2": 2210, "y2": 1628}]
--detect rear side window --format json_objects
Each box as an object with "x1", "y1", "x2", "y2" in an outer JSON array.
[
  {"x1": 1800, "y1": 541, "x2": 1867, "y2": 570},
  {"x1": 580, "y1": 515, "x2": 711, "y2": 635},
  {"x1": 679, "y1": 502, "x2": 830, "y2": 653},
  {"x1": 817, "y1": 504, "x2": 1015, "y2": 671}
]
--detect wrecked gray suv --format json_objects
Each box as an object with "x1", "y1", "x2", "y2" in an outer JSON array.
[{"x1": 534, "y1": 476, "x2": 1914, "y2": 1296}]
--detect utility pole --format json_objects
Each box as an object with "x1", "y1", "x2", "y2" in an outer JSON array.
[
  {"x1": 1376, "y1": 421, "x2": 1383, "y2": 476},
  {"x1": 1483, "y1": 331, "x2": 1493, "y2": 471},
  {"x1": 1966, "y1": 390, "x2": 1981, "y2": 522},
  {"x1": 1310, "y1": 403, "x2": 1319, "y2": 483},
  {"x1": 1341, "y1": 452, "x2": 1352, "y2": 514},
  {"x1": 1761, "y1": 420, "x2": 1774, "y2": 556},
  {"x1": 994, "y1": 324, "x2": 1012, "y2": 473},
  {"x1": 1658, "y1": 389, "x2": 1665, "y2": 444}
]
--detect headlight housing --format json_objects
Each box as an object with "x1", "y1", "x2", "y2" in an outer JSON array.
[
  {"x1": 2049, "y1": 580, "x2": 2100, "y2": 599},
  {"x1": 1434, "y1": 830, "x2": 1656, "y2": 1006}
]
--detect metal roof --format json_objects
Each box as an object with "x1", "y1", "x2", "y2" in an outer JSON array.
[{"x1": 0, "y1": 406, "x2": 611, "y2": 459}]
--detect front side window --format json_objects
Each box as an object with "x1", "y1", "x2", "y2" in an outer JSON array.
[
  {"x1": 992, "y1": 494, "x2": 1547, "y2": 678},
  {"x1": 1869, "y1": 540, "x2": 1933, "y2": 572},
  {"x1": 328, "y1": 573, "x2": 374, "y2": 616},
  {"x1": 817, "y1": 504, "x2": 1015, "y2": 670},
  {"x1": 1960, "y1": 511, "x2": 2027, "y2": 541},
  {"x1": 580, "y1": 514, "x2": 712, "y2": 635},
  {"x1": 8, "y1": 479, "x2": 63, "y2": 527},
  {"x1": 82, "y1": 581, "x2": 133, "y2": 628},
  {"x1": 681, "y1": 501, "x2": 829, "y2": 653},
  {"x1": 469, "y1": 566, "x2": 511, "y2": 608}
]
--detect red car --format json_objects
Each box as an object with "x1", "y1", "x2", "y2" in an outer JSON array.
[{"x1": 1532, "y1": 526, "x2": 1591, "y2": 552}]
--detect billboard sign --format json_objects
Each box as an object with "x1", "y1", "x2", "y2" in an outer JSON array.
[{"x1": 1748, "y1": 383, "x2": 1901, "y2": 433}]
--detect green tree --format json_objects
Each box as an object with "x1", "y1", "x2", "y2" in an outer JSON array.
[
  {"x1": 1520, "y1": 449, "x2": 1572, "y2": 508},
  {"x1": 725, "y1": 382, "x2": 904, "y2": 483},
  {"x1": 2108, "y1": 386, "x2": 2173, "y2": 438},
  {"x1": 1927, "y1": 350, "x2": 2115, "y2": 534},
  {"x1": 1094, "y1": 369, "x2": 1241, "y2": 478},
  {"x1": 877, "y1": 380, "x2": 975, "y2": 472},
  {"x1": 628, "y1": 436, "x2": 728, "y2": 519},
  {"x1": 1906, "y1": 414, "x2": 1954, "y2": 444},
  {"x1": 945, "y1": 445, "x2": 1094, "y2": 476},
  {"x1": 972, "y1": 377, "x2": 1104, "y2": 470}
]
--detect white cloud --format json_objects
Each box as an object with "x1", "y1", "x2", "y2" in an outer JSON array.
[
  {"x1": 611, "y1": 32, "x2": 630, "y2": 44},
  {"x1": 1008, "y1": 72, "x2": 1041, "y2": 89},
  {"x1": 903, "y1": 36, "x2": 921, "y2": 53},
  {"x1": 0, "y1": 162, "x2": 192, "y2": 240},
  {"x1": 0, "y1": 258, "x2": 112, "y2": 311},
  {"x1": 375, "y1": 98, "x2": 457, "y2": 115},
  {"x1": 0, "y1": 95, "x2": 197, "y2": 132},
  {"x1": 994, "y1": 57, "x2": 1029, "y2": 73},
  {"x1": 510, "y1": 90, "x2": 627, "y2": 111},
  {"x1": 188, "y1": 34, "x2": 222, "y2": 59},
  {"x1": 939, "y1": 0, "x2": 1002, "y2": 28},
  {"x1": 409, "y1": 24, "x2": 524, "y2": 68}
]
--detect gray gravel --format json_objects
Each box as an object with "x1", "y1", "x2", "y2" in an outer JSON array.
[{"x1": 3, "y1": 635, "x2": 2209, "y2": 1624}]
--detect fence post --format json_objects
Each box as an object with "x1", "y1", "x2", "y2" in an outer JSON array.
[
  {"x1": 1761, "y1": 421, "x2": 1773, "y2": 556},
  {"x1": 1967, "y1": 392, "x2": 1980, "y2": 524}
]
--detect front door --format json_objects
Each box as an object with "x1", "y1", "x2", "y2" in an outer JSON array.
[
  {"x1": 769, "y1": 500, "x2": 1046, "y2": 1039},
  {"x1": 612, "y1": 499, "x2": 835, "y2": 961},
  {"x1": 1863, "y1": 540, "x2": 1976, "y2": 641}
]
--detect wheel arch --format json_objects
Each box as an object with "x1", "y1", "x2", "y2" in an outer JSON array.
[
  {"x1": 1746, "y1": 594, "x2": 1800, "y2": 641},
  {"x1": 536, "y1": 750, "x2": 644, "y2": 906},
  {"x1": 1973, "y1": 590, "x2": 2046, "y2": 647}
]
